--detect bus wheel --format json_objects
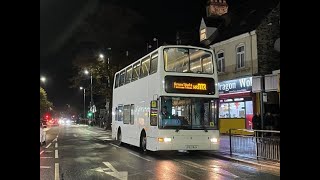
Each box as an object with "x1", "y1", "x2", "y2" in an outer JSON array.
[
  {"x1": 140, "y1": 133, "x2": 147, "y2": 152},
  {"x1": 117, "y1": 129, "x2": 122, "y2": 146}
]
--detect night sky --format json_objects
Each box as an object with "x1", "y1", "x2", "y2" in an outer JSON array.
[{"x1": 40, "y1": 0, "x2": 207, "y2": 111}]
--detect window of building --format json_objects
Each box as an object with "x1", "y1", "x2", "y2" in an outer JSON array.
[
  {"x1": 219, "y1": 102, "x2": 245, "y2": 118},
  {"x1": 217, "y1": 51, "x2": 225, "y2": 73},
  {"x1": 200, "y1": 28, "x2": 206, "y2": 41},
  {"x1": 236, "y1": 44, "x2": 245, "y2": 69}
]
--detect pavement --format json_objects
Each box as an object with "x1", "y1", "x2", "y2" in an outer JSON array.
[
  {"x1": 203, "y1": 135, "x2": 280, "y2": 170},
  {"x1": 40, "y1": 124, "x2": 280, "y2": 180}
]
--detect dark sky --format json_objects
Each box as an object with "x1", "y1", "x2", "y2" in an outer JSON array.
[{"x1": 40, "y1": 0, "x2": 207, "y2": 111}]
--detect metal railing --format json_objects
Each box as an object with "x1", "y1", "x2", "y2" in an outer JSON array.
[{"x1": 229, "y1": 129, "x2": 280, "y2": 161}]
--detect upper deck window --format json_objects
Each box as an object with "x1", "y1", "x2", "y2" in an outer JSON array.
[{"x1": 163, "y1": 48, "x2": 214, "y2": 74}]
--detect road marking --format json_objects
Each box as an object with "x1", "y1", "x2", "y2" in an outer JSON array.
[
  {"x1": 46, "y1": 143, "x2": 52, "y2": 148},
  {"x1": 92, "y1": 162, "x2": 128, "y2": 180},
  {"x1": 40, "y1": 157, "x2": 53, "y2": 158},
  {"x1": 55, "y1": 150, "x2": 58, "y2": 158},
  {"x1": 175, "y1": 159, "x2": 239, "y2": 179},
  {"x1": 110, "y1": 143, "x2": 121, "y2": 148},
  {"x1": 55, "y1": 143, "x2": 58, "y2": 148},
  {"x1": 40, "y1": 166, "x2": 51, "y2": 169},
  {"x1": 45, "y1": 151, "x2": 53, "y2": 152},
  {"x1": 40, "y1": 150, "x2": 44, "y2": 155},
  {"x1": 164, "y1": 167, "x2": 195, "y2": 180},
  {"x1": 55, "y1": 163, "x2": 59, "y2": 180},
  {"x1": 103, "y1": 162, "x2": 128, "y2": 180},
  {"x1": 128, "y1": 152, "x2": 151, "y2": 162}
]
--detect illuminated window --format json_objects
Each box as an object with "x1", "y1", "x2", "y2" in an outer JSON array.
[
  {"x1": 200, "y1": 29, "x2": 206, "y2": 41},
  {"x1": 236, "y1": 44, "x2": 245, "y2": 69},
  {"x1": 217, "y1": 51, "x2": 225, "y2": 73},
  {"x1": 125, "y1": 66, "x2": 132, "y2": 84},
  {"x1": 132, "y1": 62, "x2": 140, "y2": 82},
  {"x1": 150, "y1": 53, "x2": 158, "y2": 75},
  {"x1": 140, "y1": 57, "x2": 150, "y2": 78}
]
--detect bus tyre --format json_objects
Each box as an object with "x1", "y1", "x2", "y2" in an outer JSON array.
[
  {"x1": 140, "y1": 133, "x2": 147, "y2": 152},
  {"x1": 117, "y1": 129, "x2": 122, "y2": 146}
]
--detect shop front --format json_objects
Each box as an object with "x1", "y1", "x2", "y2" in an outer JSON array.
[{"x1": 218, "y1": 76, "x2": 254, "y2": 134}]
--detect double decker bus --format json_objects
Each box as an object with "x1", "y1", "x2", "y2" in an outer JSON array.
[{"x1": 112, "y1": 45, "x2": 219, "y2": 151}]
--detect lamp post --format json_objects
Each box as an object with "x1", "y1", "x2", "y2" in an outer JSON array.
[
  {"x1": 79, "y1": 87, "x2": 86, "y2": 121},
  {"x1": 153, "y1": 38, "x2": 158, "y2": 48},
  {"x1": 84, "y1": 69, "x2": 93, "y2": 114}
]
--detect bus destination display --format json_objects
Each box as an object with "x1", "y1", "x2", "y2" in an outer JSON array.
[{"x1": 165, "y1": 76, "x2": 215, "y2": 95}]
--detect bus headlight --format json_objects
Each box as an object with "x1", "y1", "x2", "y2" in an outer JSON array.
[
  {"x1": 158, "y1": 137, "x2": 172, "y2": 142},
  {"x1": 210, "y1": 138, "x2": 218, "y2": 143}
]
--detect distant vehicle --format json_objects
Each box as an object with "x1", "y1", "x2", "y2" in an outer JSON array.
[
  {"x1": 48, "y1": 118, "x2": 58, "y2": 126},
  {"x1": 59, "y1": 118, "x2": 72, "y2": 125},
  {"x1": 112, "y1": 45, "x2": 220, "y2": 152}
]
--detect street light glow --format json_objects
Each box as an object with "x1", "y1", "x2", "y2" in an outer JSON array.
[
  {"x1": 99, "y1": 54, "x2": 104, "y2": 59},
  {"x1": 84, "y1": 69, "x2": 89, "y2": 75},
  {"x1": 80, "y1": 87, "x2": 83, "y2": 90},
  {"x1": 40, "y1": 76, "x2": 46, "y2": 82},
  {"x1": 153, "y1": 38, "x2": 157, "y2": 41}
]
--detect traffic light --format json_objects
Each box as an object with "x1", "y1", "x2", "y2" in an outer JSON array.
[
  {"x1": 44, "y1": 114, "x2": 50, "y2": 120},
  {"x1": 87, "y1": 112, "x2": 93, "y2": 118}
]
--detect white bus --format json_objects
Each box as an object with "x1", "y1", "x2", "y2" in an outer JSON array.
[{"x1": 112, "y1": 45, "x2": 219, "y2": 151}]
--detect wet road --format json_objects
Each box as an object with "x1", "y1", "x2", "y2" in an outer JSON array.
[{"x1": 40, "y1": 124, "x2": 280, "y2": 180}]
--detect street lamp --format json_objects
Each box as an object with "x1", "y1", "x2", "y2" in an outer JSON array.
[
  {"x1": 147, "y1": 43, "x2": 152, "y2": 52},
  {"x1": 153, "y1": 38, "x2": 158, "y2": 48},
  {"x1": 80, "y1": 87, "x2": 86, "y2": 120},
  {"x1": 99, "y1": 53, "x2": 104, "y2": 59},
  {"x1": 40, "y1": 76, "x2": 46, "y2": 83}
]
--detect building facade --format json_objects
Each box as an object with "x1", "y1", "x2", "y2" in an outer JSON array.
[{"x1": 199, "y1": 0, "x2": 280, "y2": 132}]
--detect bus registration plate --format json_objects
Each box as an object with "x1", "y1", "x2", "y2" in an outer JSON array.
[{"x1": 186, "y1": 145, "x2": 198, "y2": 149}]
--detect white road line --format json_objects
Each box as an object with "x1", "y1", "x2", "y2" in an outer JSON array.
[
  {"x1": 40, "y1": 150, "x2": 44, "y2": 155},
  {"x1": 55, "y1": 143, "x2": 58, "y2": 148},
  {"x1": 40, "y1": 157, "x2": 53, "y2": 159},
  {"x1": 55, "y1": 163, "x2": 60, "y2": 180},
  {"x1": 45, "y1": 150, "x2": 53, "y2": 152},
  {"x1": 40, "y1": 166, "x2": 51, "y2": 169},
  {"x1": 165, "y1": 167, "x2": 195, "y2": 180},
  {"x1": 55, "y1": 150, "x2": 58, "y2": 158},
  {"x1": 128, "y1": 152, "x2": 152, "y2": 162},
  {"x1": 46, "y1": 143, "x2": 52, "y2": 148},
  {"x1": 110, "y1": 143, "x2": 121, "y2": 148}
]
